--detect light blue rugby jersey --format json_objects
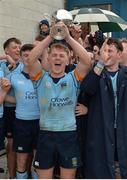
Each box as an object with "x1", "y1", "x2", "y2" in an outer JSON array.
[
  {"x1": 0, "y1": 60, "x2": 24, "y2": 76},
  {"x1": 0, "y1": 60, "x2": 24, "y2": 107},
  {"x1": 8, "y1": 72, "x2": 40, "y2": 120},
  {"x1": 35, "y1": 71, "x2": 80, "y2": 131}
]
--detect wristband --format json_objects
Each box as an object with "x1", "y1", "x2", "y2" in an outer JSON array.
[
  {"x1": 96, "y1": 60, "x2": 104, "y2": 70},
  {"x1": 94, "y1": 60, "x2": 104, "y2": 75}
]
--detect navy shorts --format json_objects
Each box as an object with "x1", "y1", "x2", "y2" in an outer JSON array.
[
  {"x1": 34, "y1": 130, "x2": 81, "y2": 169},
  {"x1": 13, "y1": 118, "x2": 39, "y2": 153},
  {"x1": 3, "y1": 106, "x2": 15, "y2": 138},
  {"x1": 0, "y1": 118, "x2": 5, "y2": 150}
]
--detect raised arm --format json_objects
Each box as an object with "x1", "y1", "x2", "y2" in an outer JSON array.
[
  {"x1": 29, "y1": 36, "x2": 52, "y2": 65},
  {"x1": 63, "y1": 24, "x2": 91, "y2": 79},
  {"x1": 39, "y1": 48, "x2": 50, "y2": 71},
  {"x1": 0, "y1": 54, "x2": 16, "y2": 69},
  {"x1": 28, "y1": 36, "x2": 53, "y2": 76}
]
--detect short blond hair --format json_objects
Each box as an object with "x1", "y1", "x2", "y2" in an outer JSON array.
[{"x1": 48, "y1": 43, "x2": 70, "y2": 55}]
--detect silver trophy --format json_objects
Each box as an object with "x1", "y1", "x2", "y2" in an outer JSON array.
[{"x1": 50, "y1": 9, "x2": 73, "y2": 40}]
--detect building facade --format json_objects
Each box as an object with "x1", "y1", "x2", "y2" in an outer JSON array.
[
  {"x1": 66, "y1": 0, "x2": 127, "y2": 38},
  {"x1": 0, "y1": 0, "x2": 65, "y2": 52}
]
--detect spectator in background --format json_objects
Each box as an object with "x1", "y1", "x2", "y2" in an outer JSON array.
[
  {"x1": 94, "y1": 30, "x2": 105, "y2": 48},
  {"x1": 83, "y1": 30, "x2": 105, "y2": 51},
  {"x1": 69, "y1": 23, "x2": 84, "y2": 66},
  {"x1": 69, "y1": 23, "x2": 83, "y2": 46},
  {"x1": 93, "y1": 44, "x2": 101, "y2": 62},
  {"x1": 81, "y1": 23, "x2": 91, "y2": 41},
  {"x1": 39, "y1": 19, "x2": 50, "y2": 37},
  {"x1": 83, "y1": 34, "x2": 93, "y2": 51}
]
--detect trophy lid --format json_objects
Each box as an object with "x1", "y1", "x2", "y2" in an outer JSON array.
[{"x1": 56, "y1": 9, "x2": 73, "y2": 21}]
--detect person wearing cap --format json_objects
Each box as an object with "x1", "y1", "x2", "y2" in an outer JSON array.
[
  {"x1": 39, "y1": 19, "x2": 50, "y2": 37},
  {"x1": 27, "y1": 22, "x2": 91, "y2": 179}
]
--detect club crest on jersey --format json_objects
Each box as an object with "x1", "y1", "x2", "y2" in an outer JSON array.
[{"x1": 61, "y1": 81, "x2": 67, "y2": 88}]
